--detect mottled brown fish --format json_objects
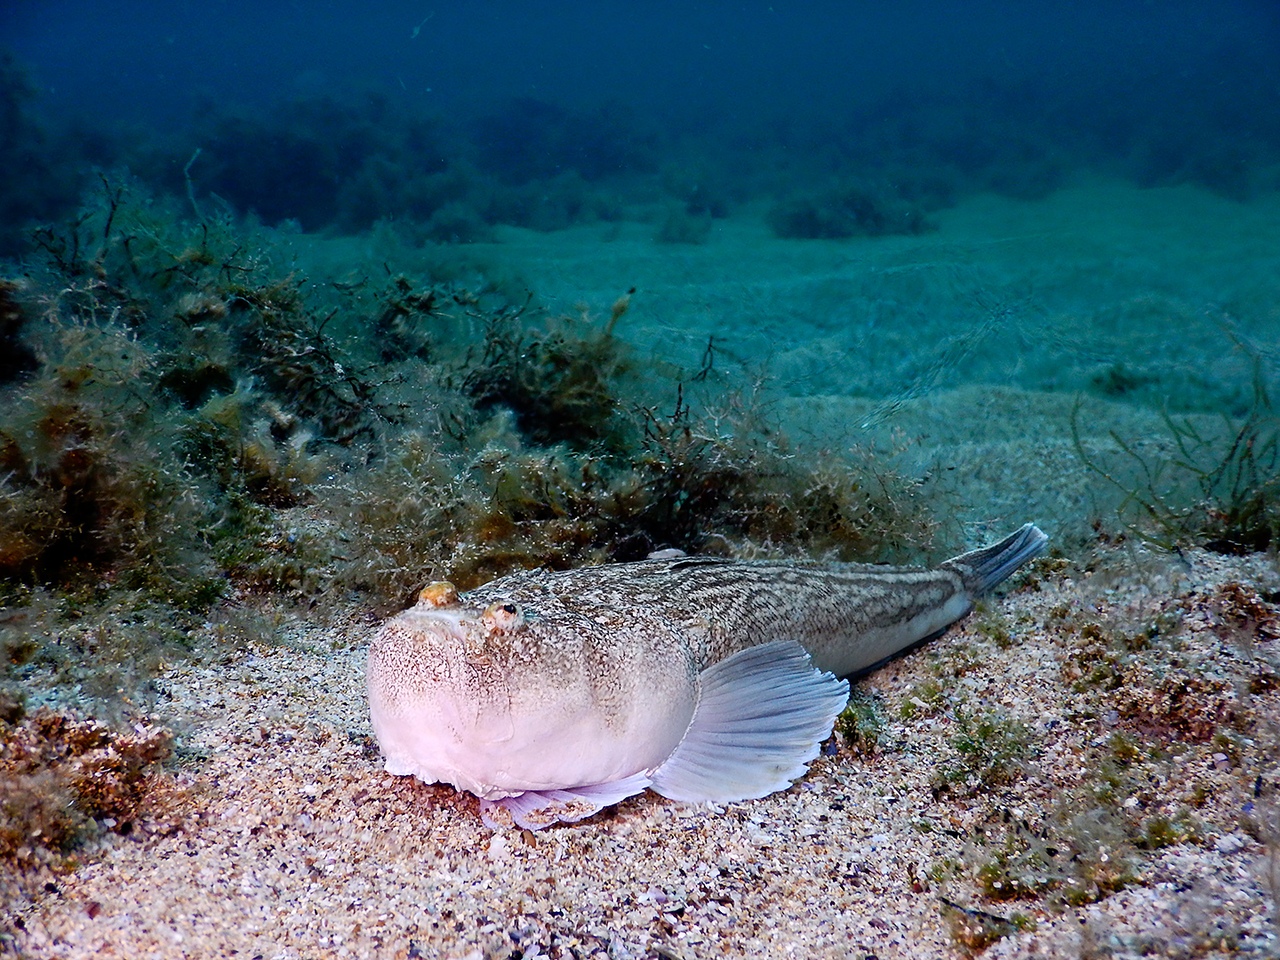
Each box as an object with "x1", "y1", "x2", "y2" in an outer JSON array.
[{"x1": 367, "y1": 523, "x2": 1047, "y2": 828}]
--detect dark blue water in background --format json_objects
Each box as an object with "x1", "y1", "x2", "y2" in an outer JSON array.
[
  {"x1": 3, "y1": 0, "x2": 1278, "y2": 250},
  {"x1": 4, "y1": 1, "x2": 1275, "y2": 128}
]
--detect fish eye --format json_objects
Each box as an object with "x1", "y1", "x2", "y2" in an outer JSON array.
[{"x1": 482, "y1": 600, "x2": 525, "y2": 633}]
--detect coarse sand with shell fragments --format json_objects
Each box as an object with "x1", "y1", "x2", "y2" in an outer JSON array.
[{"x1": 5, "y1": 544, "x2": 1280, "y2": 959}]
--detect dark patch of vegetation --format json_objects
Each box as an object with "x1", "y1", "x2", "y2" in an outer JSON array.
[
  {"x1": 161, "y1": 93, "x2": 645, "y2": 237},
  {"x1": 472, "y1": 97, "x2": 656, "y2": 185},
  {"x1": 187, "y1": 94, "x2": 449, "y2": 232},
  {"x1": 0, "y1": 54, "x2": 83, "y2": 257},
  {"x1": 767, "y1": 183, "x2": 933, "y2": 240},
  {"x1": 1089, "y1": 361, "x2": 1159, "y2": 398},
  {"x1": 421, "y1": 202, "x2": 495, "y2": 245},
  {"x1": 461, "y1": 293, "x2": 636, "y2": 453},
  {"x1": 2, "y1": 179, "x2": 943, "y2": 666},
  {"x1": 654, "y1": 204, "x2": 713, "y2": 244},
  {"x1": 0, "y1": 706, "x2": 174, "y2": 868},
  {"x1": 0, "y1": 280, "x2": 37, "y2": 385}
]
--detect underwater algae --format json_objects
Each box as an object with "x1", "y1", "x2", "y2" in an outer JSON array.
[
  {"x1": 0, "y1": 181, "x2": 946, "y2": 880},
  {"x1": 1072, "y1": 359, "x2": 1280, "y2": 555},
  {"x1": 1, "y1": 174, "x2": 1279, "y2": 956},
  {"x1": 0, "y1": 5, "x2": 1277, "y2": 950}
]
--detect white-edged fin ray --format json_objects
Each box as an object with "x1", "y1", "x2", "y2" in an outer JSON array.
[
  {"x1": 649, "y1": 639, "x2": 850, "y2": 803},
  {"x1": 480, "y1": 771, "x2": 652, "y2": 830}
]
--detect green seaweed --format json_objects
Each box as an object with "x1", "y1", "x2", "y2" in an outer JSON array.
[
  {"x1": 0, "y1": 179, "x2": 945, "y2": 712},
  {"x1": 1072, "y1": 355, "x2": 1280, "y2": 553},
  {"x1": 939, "y1": 896, "x2": 1036, "y2": 955},
  {"x1": 835, "y1": 689, "x2": 885, "y2": 756},
  {"x1": 931, "y1": 707, "x2": 1035, "y2": 796},
  {"x1": 459, "y1": 293, "x2": 637, "y2": 453},
  {"x1": 971, "y1": 603, "x2": 1014, "y2": 649}
]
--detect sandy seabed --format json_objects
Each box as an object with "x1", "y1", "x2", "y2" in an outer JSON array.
[
  {"x1": 6, "y1": 181, "x2": 1280, "y2": 958},
  {"x1": 6, "y1": 543, "x2": 1279, "y2": 959}
]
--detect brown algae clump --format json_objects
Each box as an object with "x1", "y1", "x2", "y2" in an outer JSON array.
[{"x1": 0, "y1": 705, "x2": 174, "y2": 868}]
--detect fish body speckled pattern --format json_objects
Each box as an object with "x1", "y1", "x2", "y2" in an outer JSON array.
[{"x1": 367, "y1": 524, "x2": 1048, "y2": 827}]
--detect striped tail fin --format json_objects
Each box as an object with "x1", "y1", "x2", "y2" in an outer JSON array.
[{"x1": 942, "y1": 523, "x2": 1049, "y2": 596}]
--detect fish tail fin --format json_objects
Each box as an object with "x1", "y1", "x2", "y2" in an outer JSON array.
[{"x1": 943, "y1": 523, "x2": 1048, "y2": 597}]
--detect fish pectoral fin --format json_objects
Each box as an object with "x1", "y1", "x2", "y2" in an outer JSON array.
[
  {"x1": 480, "y1": 771, "x2": 652, "y2": 830},
  {"x1": 649, "y1": 639, "x2": 850, "y2": 804}
]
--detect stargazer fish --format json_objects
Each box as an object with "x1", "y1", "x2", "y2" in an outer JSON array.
[{"x1": 367, "y1": 523, "x2": 1048, "y2": 828}]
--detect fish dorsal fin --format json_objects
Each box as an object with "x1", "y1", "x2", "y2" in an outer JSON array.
[
  {"x1": 649, "y1": 639, "x2": 850, "y2": 803},
  {"x1": 480, "y1": 772, "x2": 652, "y2": 830}
]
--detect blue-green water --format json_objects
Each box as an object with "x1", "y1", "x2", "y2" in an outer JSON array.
[{"x1": 2, "y1": 1, "x2": 1278, "y2": 543}]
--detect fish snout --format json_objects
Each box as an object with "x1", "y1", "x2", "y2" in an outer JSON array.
[{"x1": 367, "y1": 592, "x2": 518, "y2": 782}]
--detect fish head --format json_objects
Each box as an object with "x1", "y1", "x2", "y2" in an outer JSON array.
[{"x1": 366, "y1": 580, "x2": 695, "y2": 799}]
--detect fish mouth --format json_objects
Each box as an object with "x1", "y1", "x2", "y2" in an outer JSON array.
[{"x1": 404, "y1": 606, "x2": 516, "y2": 744}]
